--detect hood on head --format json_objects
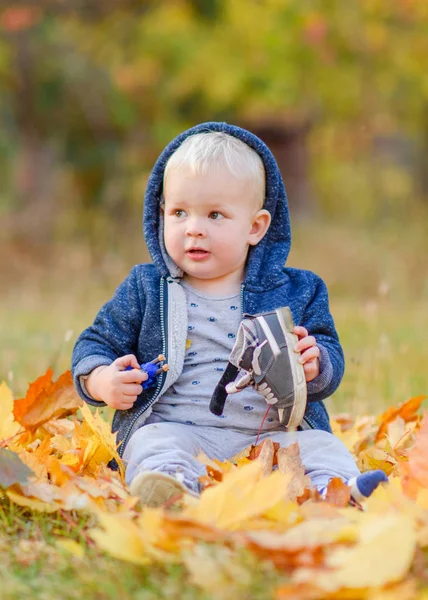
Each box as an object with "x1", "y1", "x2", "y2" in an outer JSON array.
[{"x1": 143, "y1": 121, "x2": 291, "y2": 292}]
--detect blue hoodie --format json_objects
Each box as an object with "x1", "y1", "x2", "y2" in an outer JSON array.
[{"x1": 72, "y1": 122, "x2": 344, "y2": 460}]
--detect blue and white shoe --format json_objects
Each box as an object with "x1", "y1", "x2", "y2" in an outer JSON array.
[{"x1": 348, "y1": 469, "x2": 388, "y2": 503}]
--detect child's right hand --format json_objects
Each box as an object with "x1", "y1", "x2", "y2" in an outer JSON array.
[{"x1": 86, "y1": 355, "x2": 148, "y2": 410}]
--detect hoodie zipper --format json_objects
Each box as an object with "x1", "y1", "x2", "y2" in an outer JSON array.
[
  {"x1": 240, "y1": 282, "x2": 245, "y2": 314},
  {"x1": 118, "y1": 276, "x2": 168, "y2": 457}
]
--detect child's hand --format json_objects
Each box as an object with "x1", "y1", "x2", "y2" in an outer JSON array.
[
  {"x1": 86, "y1": 355, "x2": 148, "y2": 410},
  {"x1": 293, "y1": 326, "x2": 320, "y2": 383}
]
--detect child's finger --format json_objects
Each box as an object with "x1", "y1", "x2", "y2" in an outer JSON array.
[
  {"x1": 109, "y1": 397, "x2": 136, "y2": 410},
  {"x1": 120, "y1": 369, "x2": 148, "y2": 384},
  {"x1": 298, "y1": 346, "x2": 320, "y2": 364},
  {"x1": 114, "y1": 354, "x2": 140, "y2": 370},
  {"x1": 303, "y1": 360, "x2": 319, "y2": 382},
  {"x1": 294, "y1": 336, "x2": 316, "y2": 353},
  {"x1": 293, "y1": 326, "x2": 309, "y2": 339},
  {"x1": 122, "y1": 383, "x2": 143, "y2": 396}
]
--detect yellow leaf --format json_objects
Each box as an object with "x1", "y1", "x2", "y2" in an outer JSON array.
[
  {"x1": 79, "y1": 403, "x2": 124, "y2": 476},
  {"x1": 7, "y1": 489, "x2": 59, "y2": 513},
  {"x1": 264, "y1": 499, "x2": 300, "y2": 526},
  {"x1": 358, "y1": 446, "x2": 396, "y2": 475},
  {"x1": 89, "y1": 511, "x2": 153, "y2": 565},
  {"x1": 82, "y1": 438, "x2": 113, "y2": 474},
  {"x1": 0, "y1": 381, "x2": 20, "y2": 442},
  {"x1": 304, "y1": 514, "x2": 416, "y2": 591},
  {"x1": 60, "y1": 452, "x2": 81, "y2": 469},
  {"x1": 247, "y1": 516, "x2": 356, "y2": 552},
  {"x1": 386, "y1": 417, "x2": 407, "y2": 448},
  {"x1": 183, "y1": 460, "x2": 292, "y2": 531}
]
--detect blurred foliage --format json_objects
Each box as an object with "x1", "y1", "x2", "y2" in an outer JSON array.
[{"x1": 0, "y1": 0, "x2": 428, "y2": 245}]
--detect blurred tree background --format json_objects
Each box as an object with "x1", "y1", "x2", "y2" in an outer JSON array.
[
  {"x1": 1, "y1": 0, "x2": 427, "y2": 407},
  {"x1": 2, "y1": 0, "x2": 428, "y2": 246}
]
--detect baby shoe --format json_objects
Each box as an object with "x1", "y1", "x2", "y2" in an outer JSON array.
[
  {"x1": 221, "y1": 306, "x2": 307, "y2": 428},
  {"x1": 129, "y1": 471, "x2": 199, "y2": 508},
  {"x1": 348, "y1": 470, "x2": 388, "y2": 503}
]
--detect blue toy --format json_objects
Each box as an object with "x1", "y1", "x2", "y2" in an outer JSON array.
[{"x1": 125, "y1": 354, "x2": 168, "y2": 389}]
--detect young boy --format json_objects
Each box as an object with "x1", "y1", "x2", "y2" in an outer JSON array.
[{"x1": 72, "y1": 122, "x2": 386, "y2": 506}]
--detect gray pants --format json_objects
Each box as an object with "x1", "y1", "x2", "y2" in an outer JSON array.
[{"x1": 123, "y1": 420, "x2": 360, "y2": 493}]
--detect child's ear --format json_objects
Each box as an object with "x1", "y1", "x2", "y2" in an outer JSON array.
[{"x1": 248, "y1": 209, "x2": 271, "y2": 246}]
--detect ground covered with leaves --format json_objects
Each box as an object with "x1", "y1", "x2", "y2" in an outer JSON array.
[{"x1": 1, "y1": 369, "x2": 428, "y2": 599}]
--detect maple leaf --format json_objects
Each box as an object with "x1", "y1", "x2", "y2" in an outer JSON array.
[
  {"x1": 79, "y1": 403, "x2": 124, "y2": 477},
  {"x1": 13, "y1": 369, "x2": 82, "y2": 431},
  {"x1": 183, "y1": 461, "x2": 293, "y2": 531},
  {"x1": 324, "y1": 477, "x2": 351, "y2": 507},
  {"x1": 89, "y1": 511, "x2": 159, "y2": 565},
  {"x1": 296, "y1": 513, "x2": 416, "y2": 591},
  {"x1": 0, "y1": 448, "x2": 34, "y2": 489},
  {"x1": 358, "y1": 446, "x2": 396, "y2": 475},
  {"x1": 375, "y1": 396, "x2": 426, "y2": 443}
]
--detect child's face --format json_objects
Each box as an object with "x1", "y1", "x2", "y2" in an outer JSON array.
[{"x1": 163, "y1": 165, "x2": 270, "y2": 292}]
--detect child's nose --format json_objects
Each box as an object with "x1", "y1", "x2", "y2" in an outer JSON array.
[{"x1": 186, "y1": 217, "x2": 207, "y2": 237}]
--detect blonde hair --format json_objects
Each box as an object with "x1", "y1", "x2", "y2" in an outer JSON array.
[{"x1": 164, "y1": 132, "x2": 265, "y2": 208}]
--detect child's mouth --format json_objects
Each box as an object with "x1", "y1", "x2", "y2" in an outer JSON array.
[{"x1": 187, "y1": 249, "x2": 210, "y2": 261}]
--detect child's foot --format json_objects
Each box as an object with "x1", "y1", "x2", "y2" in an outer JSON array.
[
  {"x1": 129, "y1": 471, "x2": 199, "y2": 508},
  {"x1": 348, "y1": 469, "x2": 388, "y2": 503}
]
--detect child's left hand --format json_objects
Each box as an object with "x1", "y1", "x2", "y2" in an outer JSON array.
[{"x1": 293, "y1": 326, "x2": 320, "y2": 383}]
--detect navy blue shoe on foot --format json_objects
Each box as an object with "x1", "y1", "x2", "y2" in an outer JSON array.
[{"x1": 348, "y1": 469, "x2": 388, "y2": 503}]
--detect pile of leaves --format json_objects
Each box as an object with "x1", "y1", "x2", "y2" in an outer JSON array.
[{"x1": 1, "y1": 369, "x2": 428, "y2": 599}]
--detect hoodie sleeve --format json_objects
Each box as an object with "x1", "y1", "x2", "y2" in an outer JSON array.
[
  {"x1": 71, "y1": 266, "x2": 145, "y2": 406},
  {"x1": 299, "y1": 274, "x2": 345, "y2": 403}
]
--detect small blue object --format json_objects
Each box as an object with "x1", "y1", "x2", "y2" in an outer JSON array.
[
  {"x1": 355, "y1": 470, "x2": 388, "y2": 498},
  {"x1": 125, "y1": 361, "x2": 163, "y2": 390}
]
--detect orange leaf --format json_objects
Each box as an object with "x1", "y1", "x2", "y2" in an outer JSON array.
[
  {"x1": 375, "y1": 396, "x2": 426, "y2": 443},
  {"x1": 324, "y1": 477, "x2": 351, "y2": 507},
  {"x1": 13, "y1": 369, "x2": 82, "y2": 431},
  {"x1": 248, "y1": 440, "x2": 280, "y2": 461},
  {"x1": 400, "y1": 412, "x2": 428, "y2": 498}
]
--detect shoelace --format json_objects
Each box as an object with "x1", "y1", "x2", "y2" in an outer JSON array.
[{"x1": 254, "y1": 404, "x2": 272, "y2": 447}]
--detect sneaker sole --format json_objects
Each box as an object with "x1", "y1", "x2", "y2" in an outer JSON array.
[{"x1": 275, "y1": 307, "x2": 307, "y2": 429}]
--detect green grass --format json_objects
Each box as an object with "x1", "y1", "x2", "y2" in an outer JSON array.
[{"x1": 1, "y1": 218, "x2": 428, "y2": 596}]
